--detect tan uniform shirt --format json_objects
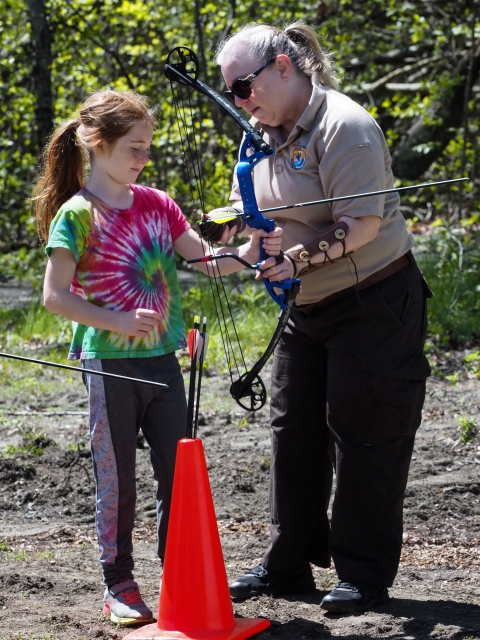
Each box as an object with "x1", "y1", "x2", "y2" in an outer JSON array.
[{"x1": 230, "y1": 77, "x2": 413, "y2": 305}]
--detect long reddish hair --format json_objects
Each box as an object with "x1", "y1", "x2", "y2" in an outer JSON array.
[{"x1": 32, "y1": 90, "x2": 156, "y2": 243}]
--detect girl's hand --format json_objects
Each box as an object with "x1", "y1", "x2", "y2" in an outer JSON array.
[
  {"x1": 200, "y1": 206, "x2": 244, "y2": 243},
  {"x1": 117, "y1": 309, "x2": 162, "y2": 337}
]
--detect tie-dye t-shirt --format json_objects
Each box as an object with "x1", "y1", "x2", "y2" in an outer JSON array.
[{"x1": 46, "y1": 185, "x2": 190, "y2": 360}]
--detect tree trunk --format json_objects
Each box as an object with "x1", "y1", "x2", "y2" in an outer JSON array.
[
  {"x1": 392, "y1": 43, "x2": 480, "y2": 179},
  {"x1": 25, "y1": 0, "x2": 54, "y2": 151}
]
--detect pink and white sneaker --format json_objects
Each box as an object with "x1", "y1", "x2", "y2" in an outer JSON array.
[{"x1": 103, "y1": 579, "x2": 154, "y2": 626}]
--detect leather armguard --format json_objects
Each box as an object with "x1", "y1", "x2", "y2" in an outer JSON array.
[
  {"x1": 284, "y1": 221, "x2": 351, "y2": 277},
  {"x1": 197, "y1": 207, "x2": 246, "y2": 243}
]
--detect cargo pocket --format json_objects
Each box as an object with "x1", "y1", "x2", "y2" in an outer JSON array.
[{"x1": 360, "y1": 351, "x2": 430, "y2": 443}]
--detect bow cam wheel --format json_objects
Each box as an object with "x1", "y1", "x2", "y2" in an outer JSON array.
[
  {"x1": 165, "y1": 47, "x2": 199, "y2": 84},
  {"x1": 230, "y1": 372, "x2": 267, "y2": 412}
]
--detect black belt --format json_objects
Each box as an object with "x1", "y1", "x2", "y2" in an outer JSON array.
[{"x1": 295, "y1": 251, "x2": 414, "y2": 316}]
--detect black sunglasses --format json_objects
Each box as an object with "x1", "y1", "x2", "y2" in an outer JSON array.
[{"x1": 224, "y1": 58, "x2": 276, "y2": 102}]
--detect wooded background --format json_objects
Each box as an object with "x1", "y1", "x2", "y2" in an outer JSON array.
[{"x1": 0, "y1": 0, "x2": 478, "y2": 250}]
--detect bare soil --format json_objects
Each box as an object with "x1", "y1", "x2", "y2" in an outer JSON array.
[{"x1": 0, "y1": 347, "x2": 479, "y2": 640}]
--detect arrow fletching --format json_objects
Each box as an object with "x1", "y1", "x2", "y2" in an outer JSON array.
[
  {"x1": 187, "y1": 316, "x2": 201, "y2": 360},
  {"x1": 187, "y1": 329, "x2": 197, "y2": 360},
  {"x1": 205, "y1": 212, "x2": 241, "y2": 224},
  {"x1": 194, "y1": 334, "x2": 204, "y2": 363},
  {"x1": 200, "y1": 333, "x2": 209, "y2": 363}
]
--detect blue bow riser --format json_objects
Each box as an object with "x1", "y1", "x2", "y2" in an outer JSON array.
[{"x1": 236, "y1": 133, "x2": 300, "y2": 310}]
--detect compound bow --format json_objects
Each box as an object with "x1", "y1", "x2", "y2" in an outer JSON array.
[{"x1": 165, "y1": 46, "x2": 300, "y2": 411}]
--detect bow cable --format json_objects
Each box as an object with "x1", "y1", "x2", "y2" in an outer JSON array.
[{"x1": 166, "y1": 50, "x2": 257, "y2": 403}]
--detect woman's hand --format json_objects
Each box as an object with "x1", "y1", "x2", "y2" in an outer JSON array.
[
  {"x1": 246, "y1": 225, "x2": 283, "y2": 257},
  {"x1": 256, "y1": 253, "x2": 295, "y2": 283},
  {"x1": 252, "y1": 226, "x2": 294, "y2": 282}
]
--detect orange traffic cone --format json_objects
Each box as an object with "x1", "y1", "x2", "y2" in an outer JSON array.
[{"x1": 124, "y1": 438, "x2": 270, "y2": 639}]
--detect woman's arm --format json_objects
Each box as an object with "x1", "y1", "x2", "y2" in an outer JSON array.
[
  {"x1": 258, "y1": 214, "x2": 381, "y2": 281},
  {"x1": 44, "y1": 248, "x2": 162, "y2": 337}
]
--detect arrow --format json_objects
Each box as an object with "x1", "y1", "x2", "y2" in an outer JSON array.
[
  {"x1": 202, "y1": 177, "x2": 469, "y2": 222},
  {"x1": 193, "y1": 317, "x2": 208, "y2": 439},
  {"x1": 186, "y1": 316, "x2": 200, "y2": 438},
  {"x1": 0, "y1": 351, "x2": 168, "y2": 389}
]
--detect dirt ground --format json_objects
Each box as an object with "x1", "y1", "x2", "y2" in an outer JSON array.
[{"x1": 0, "y1": 346, "x2": 479, "y2": 640}]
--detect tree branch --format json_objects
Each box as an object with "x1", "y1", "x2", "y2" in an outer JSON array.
[
  {"x1": 53, "y1": 18, "x2": 136, "y2": 91},
  {"x1": 392, "y1": 42, "x2": 480, "y2": 179},
  {"x1": 361, "y1": 54, "x2": 444, "y2": 92}
]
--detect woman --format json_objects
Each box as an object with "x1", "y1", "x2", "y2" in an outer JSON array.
[{"x1": 206, "y1": 22, "x2": 431, "y2": 614}]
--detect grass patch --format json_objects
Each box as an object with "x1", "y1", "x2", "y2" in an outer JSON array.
[
  {"x1": 457, "y1": 416, "x2": 478, "y2": 444},
  {"x1": 464, "y1": 350, "x2": 480, "y2": 377},
  {"x1": 0, "y1": 302, "x2": 72, "y2": 353},
  {"x1": 2, "y1": 426, "x2": 53, "y2": 457},
  {"x1": 180, "y1": 272, "x2": 277, "y2": 369}
]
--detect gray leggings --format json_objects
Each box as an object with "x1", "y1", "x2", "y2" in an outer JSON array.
[{"x1": 82, "y1": 353, "x2": 187, "y2": 586}]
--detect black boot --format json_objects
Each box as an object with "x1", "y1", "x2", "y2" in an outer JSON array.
[
  {"x1": 229, "y1": 564, "x2": 316, "y2": 599},
  {"x1": 320, "y1": 580, "x2": 390, "y2": 614}
]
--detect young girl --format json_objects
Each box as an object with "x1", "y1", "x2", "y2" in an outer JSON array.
[{"x1": 32, "y1": 90, "x2": 281, "y2": 626}]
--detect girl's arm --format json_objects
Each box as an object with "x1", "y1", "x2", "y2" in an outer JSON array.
[
  {"x1": 44, "y1": 248, "x2": 161, "y2": 337},
  {"x1": 173, "y1": 227, "x2": 282, "y2": 275}
]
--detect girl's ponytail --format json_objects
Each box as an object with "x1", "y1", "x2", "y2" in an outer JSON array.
[
  {"x1": 32, "y1": 90, "x2": 156, "y2": 243},
  {"x1": 32, "y1": 118, "x2": 85, "y2": 243}
]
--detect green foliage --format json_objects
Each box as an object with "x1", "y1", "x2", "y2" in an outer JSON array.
[
  {"x1": 0, "y1": 0, "x2": 478, "y2": 359},
  {"x1": 0, "y1": 247, "x2": 46, "y2": 288},
  {"x1": 414, "y1": 219, "x2": 480, "y2": 345},
  {"x1": 0, "y1": 301, "x2": 72, "y2": 352},
  {"x1": 1, "y1": 0, "x2": 478, "y2": 252},
  {"x1": 464, "y1": 350, "x2": 480, "y2": 377},
  {"x1": 457, "y1": 415, "x2": 477, "y2": 444}
]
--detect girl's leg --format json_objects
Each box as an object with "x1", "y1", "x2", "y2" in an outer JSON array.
[
  {"x1": 83, "y1": 359, "x2": 138, "y2": 586},
  {"x1": 84, "y1": 355, "x2": 184, "y2": 586},
  {"x1": 138, "y1": 353, "x2": 187, "y2": 560}
]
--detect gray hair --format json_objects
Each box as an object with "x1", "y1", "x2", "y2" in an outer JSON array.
[{"x1": 215, "y1": 22, "x2": 338, "y2": 89}]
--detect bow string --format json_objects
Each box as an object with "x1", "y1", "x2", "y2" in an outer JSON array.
[{"x1": 165, "y1": 46, "x2": 300, "y2": 412}]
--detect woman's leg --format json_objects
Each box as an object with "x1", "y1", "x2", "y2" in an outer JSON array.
[{"x1": 262, "y1": 327, "x2": 333, "y2": 573}]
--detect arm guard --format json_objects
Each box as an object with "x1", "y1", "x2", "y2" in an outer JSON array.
[
  {"x1": 197, "y1": 207, "x2": 246, "y2": 243},
  {"x1": 284, "y1": 221, "x2": 351, "y2": 277}
]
